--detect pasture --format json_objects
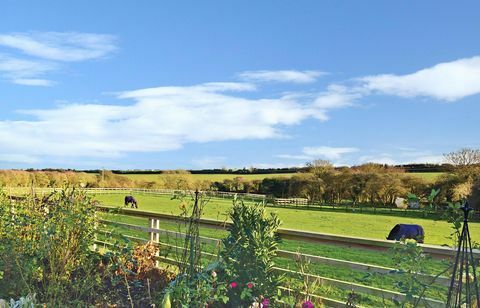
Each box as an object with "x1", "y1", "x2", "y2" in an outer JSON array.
[
  {"x1": 96, "y1": 194, "x2": 456, "y2": 305},
  {"x1": 93, "y1": 192, "x2": 478, "y2": 246},
  {"x1": 407, "y1": 172, "x2": 445, "y2": 182}
]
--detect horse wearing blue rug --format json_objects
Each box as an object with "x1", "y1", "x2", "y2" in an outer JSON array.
[
  {"x1": 387, "y1": 224, "x2": 424, "y2": 243},
  {"x1": 124, "y1": 195, "x2": 138, "y2": 208}
]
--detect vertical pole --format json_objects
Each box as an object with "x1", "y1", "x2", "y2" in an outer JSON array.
[
  {"x1": 93, "y1": 211, "x2": 98, "y2": 251},
  {"x1": 149, "y1": 217, "x2": 160, "y2": 267}
]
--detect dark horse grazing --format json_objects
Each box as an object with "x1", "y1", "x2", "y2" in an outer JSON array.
[
  {"x1": 387, "y1": 224, "x2": 424, "y2": 243},
  {"x1": 124, "y1": 195, "x2": 138, "y2": 208}
]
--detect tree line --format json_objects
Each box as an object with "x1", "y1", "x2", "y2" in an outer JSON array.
[{"x1": 1, "y1": 148, "x2": 479, "y2": 208}]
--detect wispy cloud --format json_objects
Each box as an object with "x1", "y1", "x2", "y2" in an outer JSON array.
[
  {"x1": 303, "y1": 146, "x2": 359, "y2": 160},
  {"x1": 358, "y1": 148, "x2": 444, "y2": 166},
  {"x1": 238, "y1": 70, "x2": 325, "y2": 84},
  {"x1": 2, "y1": 53, "x2": 479, "y2": 165},
  {"x1": 0, "y1": 81, "x2": 352, "y2": 162},
  {"x1": 0, "y1": 32, "x2": 117, "y2": 86},
  {"x1": 279, "y1": 146, "x2": 359, "y2": 162},
  {"x1": 359, "y1": 56, "x2": 480, "y2": 101},
  {"x1": 0, "y1": 32, "x2": 117, "y2": 62},
  {"x1": 13, "y1": 78, "x2": 55, "y2": 86},
  {"x1": 191, "y1": 156, "x2": 227, "y2": 168},
  {"x1": 0, "y1": 55, "x2": 57, "y2": 86}
]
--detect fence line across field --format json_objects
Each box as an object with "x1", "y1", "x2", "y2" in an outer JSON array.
[
  {"x1": 96, "y1": 205, "x2": 478, "y2": 260},
  {"x1": 94, "y1": 205, "x2": 475, "y2": 307},
  {"x1": 6, "y1": 186, "x2": 268, "y2": 202},
  {"x1": 5, "y1": 187, "x2": 461, "y2": 216}
]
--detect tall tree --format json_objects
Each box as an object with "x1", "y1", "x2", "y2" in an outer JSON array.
[{"x1": 444, "y1": 148, "x2": 480, "y2": 166}]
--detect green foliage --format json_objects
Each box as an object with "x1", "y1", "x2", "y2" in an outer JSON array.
[
  {"x1": 163, "y1": 192, "x2": 229, "y2": 307},
  {"x1": 0, "y1": 188, "x2": 174, "y2": 306},
  {"x1": 281, "y1": 252, "x2": 324, "y2": 307},
  {"x1": 220, "y1": 199, "x2": 282, "y2": 307},
  {"x1": 0, "y1": 188, "x2": 101, "y2": 305},
  {"x1": 163, "y1": 268, "x2": 228, "y2": 308},
  {"x1": 443, "y1": 202, "x2": 465, "y2": 247},
  {"x1": 389, "y1": 240, "x2": 442, "y2": 307}
]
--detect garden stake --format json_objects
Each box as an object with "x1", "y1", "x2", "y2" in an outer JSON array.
[{"x1": 446, "y1": 202, "x2": 480, "y2": 307}]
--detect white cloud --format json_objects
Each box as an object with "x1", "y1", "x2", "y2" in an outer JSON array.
[
  {"x1": 191, "y1": 156, "x2": 227, "y2": 169},
  {"x1": 13, "y1": 78, "x2": 55, "y2": 86},
  {"x1": 0, "y1": 55, "x2": 57, "y2": 86},
  {"x1": 0, "y1": 82, "x2": 350, "y2": 162},
  {"x1": 358, "y1": 151, "x2": 444, "y2": 165},
  {"x1": 360, "y1": 56, "x2": 480, "y2": 101},
  {"x1": 410, "y1": 155, "x2": 444, "y2": 164},
  {"x1": 0, "y1": 32, "x2": 117, "y2": 62},
  {"x1": 358, "y1": 155, "x2": 398, "y2": 165},
  {"x1": 0, "y1": 32, "x2": 117, "y2": 86},
  {"x1": 303, "y1": 146, "x2": 359, "y2": 160},
  {"x1": 238, "y1": 70, "x2": 325, "y2": 83},
  {"x1": 279, "y1": 146, "x2": 359, "y2": 162}
]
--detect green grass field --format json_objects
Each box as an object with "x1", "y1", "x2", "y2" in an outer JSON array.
[
  {"x1": 407, "y1": 172, "x2": 445, "y2": 182},
  {"x1": 93, "y1": 192, "x2": 478, "y2": 245},
  {"x1": 96, "y1": 193, "x2": 453, "y2": 305}
]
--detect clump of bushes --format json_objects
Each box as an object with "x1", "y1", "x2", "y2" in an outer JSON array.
[
  {"x1": 0, "y1": 189, "x2": 100, "y2": 305},
  {"x1": 0, "y1": 188, "x2": 175, "y2": 306},
  {"x1": 163, "y1": 198, "x2": 317, "y2": 307}
]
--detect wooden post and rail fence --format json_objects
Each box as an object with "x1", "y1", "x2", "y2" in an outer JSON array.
[
  {"x1": 94, "y1": 205, "x2": 478, "y2": 307},
  {"x1": 7, "y1": 186, "x2": 470, "y2": 219}
]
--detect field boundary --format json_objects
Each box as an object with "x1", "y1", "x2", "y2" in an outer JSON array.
[
  {"x1": 8, "y1": 186, "x2": 467, "y2": 219},
  {"x1": 96, "y1": 207, "x2": 449, "y2": 307},
  {"x1": 96, "y1": 205, "x2": 479, "y2": 260}
]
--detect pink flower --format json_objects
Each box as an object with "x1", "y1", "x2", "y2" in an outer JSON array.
[
  {"x1": 211, "y1": 271, "x2": 217, "y2": 278},
  {"x1": 302, "y1": 300, "x2": 314, "y2": 308},
  {"x1": 261, "y1": 298, "x2": 270, "y2": 307},
  {"x1": 230, "y1": 282, "x2": 238, "y2": 288},
  {"x1": 247, "y1": 282, "x2": 253, "y2": 289}
]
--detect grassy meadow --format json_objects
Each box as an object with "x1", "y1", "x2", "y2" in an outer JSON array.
[
  {"x1": 407, "y1": 172, "x2": 444, "y2": 182},
  {"x1": 93, "y1": 192, "x2": 477, "y2": 246},
  {"x1": 96, "y1": 193, "x2": 453, "y2": 304}
]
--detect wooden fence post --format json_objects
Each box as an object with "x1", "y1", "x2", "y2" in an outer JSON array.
[
  {"x1": 93, "y1": 211, "x2": 98, "y2": 251},
  {"x1": 149, "y1": 217, "x2": 160, "y2": 267}
]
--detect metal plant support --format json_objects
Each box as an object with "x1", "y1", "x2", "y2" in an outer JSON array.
[
  {"x1": 446, "y1": 202, "x2": 480, "y2": 307},
  {"x1": 180, "y1": 190, "x2": 202, "y2": 277}
]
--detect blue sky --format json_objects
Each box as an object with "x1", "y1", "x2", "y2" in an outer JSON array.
[{"x1": 1, "y1": 1, "x2": 479, "y2": 169}]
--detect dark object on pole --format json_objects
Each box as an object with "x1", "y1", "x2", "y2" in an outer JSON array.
[{"x1": 446, "y1": 202, "x2": 480, "y2": 307}]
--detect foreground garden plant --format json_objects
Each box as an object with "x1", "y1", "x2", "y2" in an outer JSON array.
[
  {"x1": 219, "y1": 198, "x2": 283, "y2": 307},
  {"x1": 0, "y1": 188, "x2": 101, "y2": 305},
  {"x1": 0, "y1": 188, "x2": 174, "y2": 307},
  {"x1": 163, "y1": 197, "x2": 285, "y2": 307}
]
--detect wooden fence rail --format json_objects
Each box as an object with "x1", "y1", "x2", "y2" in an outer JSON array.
[
  {"x1": 94, "y1": 205, "x2": 464, "y2": 307},
  {"x1": 9, "y1": 186, "x2": 472, "y2": 221},
  {"x1": 96, "y1": 205, "x2": 479, "y2": 260}
]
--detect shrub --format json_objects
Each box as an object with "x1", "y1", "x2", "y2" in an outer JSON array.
[
  {"x1": 220, "y1": 199, "x2": 282, "y2": 307},
  {"x1": 0, "y1": 188, "x2": 175, "y2": 306},
  {"x1": 0, "y1": 188, "x2": 101, "y2": 305}
]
